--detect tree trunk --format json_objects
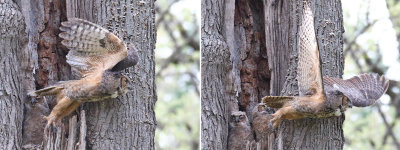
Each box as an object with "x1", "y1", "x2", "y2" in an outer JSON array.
[
  {"x1": 0, "y1": 1, "x2": 26, "y2": 149},
  {"x1": 66, "y1": 1, "x2": 157, "y2": 149},
  {"x1": 265, "y1": 0, "x2": 345, "y2": 149},
  {"x1": 201, "y1": 0, "x2": 230, "y2": 149},
  {"x1": 0, "y1": 0, "x2": 156, "y2": 149},
  {"x1": 201, "y1": 0, "x2": 345, "y2": 149}
]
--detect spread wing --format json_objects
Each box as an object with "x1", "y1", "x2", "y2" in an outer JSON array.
[
  {"x1": 323, "y1": 74, "x2": 389, "y2": 107},
  {"x1": 59, "y1": 18, "x2": 127, "y2": 77},
  {"x1": 262, "y1": 96, "x2": 296, "y2": 108},
  {"x1": 297, "y1": 1, "x2": 324, "y2": 97},
  {"x1": 261, "y1": 2, "x2": 324, "y2": 108}
]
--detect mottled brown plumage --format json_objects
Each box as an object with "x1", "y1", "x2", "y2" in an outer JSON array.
[
  {"x1": 228, "y1": 111, "x2": 254, "y2": 150},
  {"x1": 28, "y1": 18, "x2": 138, "y2": 126},
  {"x1": 261, "y1": 1, "x2": 389, "y2": 129},
  {"x1": 251, "y1": 103, "x2": 273, "y2": 150}
]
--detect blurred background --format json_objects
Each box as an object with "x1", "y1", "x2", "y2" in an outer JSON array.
[
  {"x1": 154, "y1": 0, "x2": 200, "y2": 149},
  {"x1": 153, "y1": 0, "x2": 400, "y2": 149},
  {"x1": 342, "y1": 0, "x2": 400, "y2": 149}
]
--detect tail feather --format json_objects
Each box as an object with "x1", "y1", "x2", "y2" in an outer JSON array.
[
  {"x1": 28, "y1": 85, "x2": 64, "y2": 97},
  {"x1": 262, "y1": 96, "x2": 296, "y2": 108}
]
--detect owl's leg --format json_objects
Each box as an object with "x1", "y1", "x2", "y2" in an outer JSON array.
[
  {"x1": 44, "y1": 96, "x2": 78, "y2": 126},
  {"x1": 269, "y1": 106, "x2": 296, "y2": 129},
  {"x1": 58, "y1": 101, "x2": 81, "y2": 121}
]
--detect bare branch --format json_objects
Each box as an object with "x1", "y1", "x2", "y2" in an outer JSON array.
[
  {"x1": 376, "y1": 103, "x2": 400, "y2": 149},
  {"x1": 156, "y1": 0, "x2": 180, "y2": 28},
  {"x1": 344, "y1": 20, "x2": 377, "y2": 57}
]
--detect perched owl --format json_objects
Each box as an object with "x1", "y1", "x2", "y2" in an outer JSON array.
[
  {"x1": 228, "y1": 111, "x2": 254, "y2": 150},
  {"x1": 262, "y1": 1, "x2": 389, "y2": 129},
  {"x1": 28, "y1": 18, "x2": 139, "y2": 126},
  {"x1": 251, "y1": 103, "x2": 273, "y2": 149}
]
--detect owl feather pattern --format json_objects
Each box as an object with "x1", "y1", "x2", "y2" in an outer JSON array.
[
  {"x1": 261, "y1": 1, "x2": 389, "y2": 129},
  {"x1": 59, "y1": 18, "x2": 128, "y2": 77},
  {"x1": 28, "y1": 18, "x2": 139, "y2": 126},
  {"x1": 323, "y1": 74, "x2": 389, "y2": 107},
  {"x1": 228, "y1": 111, "x2": 254, "y2": 150}
]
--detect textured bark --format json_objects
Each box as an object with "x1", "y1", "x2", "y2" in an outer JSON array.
[
  {"x1": 66, "y1": 0, "x2": 157, "y2": 149},
  {"x1": 0, "y1": 1, "x2": 26, "y2": 149},
  {"x1": 0, "y1": 0, "x2": 156, "y2": 149},
  {"x1": 202, "y1": 0, "x2": 345, "y2": 149},
  {"x1": 201, "y1": 0, "x2": 270, "y2": 149},
  {"x1": 235, "y1": 0, "x2": 269, "y2": 120},
  {"x1": 22, "y1": 0, "x2": 69, "y2": 148},
  {"x1": 264, "y1": 0, "x2": 345, "y2": 149},
  {"x1": 201, "y1": 0, "x2": 231, "y2": 149}
]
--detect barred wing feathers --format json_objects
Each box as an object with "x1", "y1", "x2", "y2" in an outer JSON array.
[
  {"x1": 59, "y1": 18, "x2": 127, "y2": 77},
  {"x1": 323, "y1": 74, "x2": 389, "y2": 107},
  {"x1": 297, "y1": 1, "x2": 325, "y2": 97}
]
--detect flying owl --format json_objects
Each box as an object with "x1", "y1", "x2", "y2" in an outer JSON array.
[
  {"x1": 228, "y1": 111, "x2": 254, "y2": 150},
  {"x1": 251, "y1": 103, "x2": 273, "y2": 149},
  {"x1": 261, "y1": 1, "x2": 389, "y2": 129},
  {"x1": 28, "y1": 18, "x2": 139, "y2": 126}
]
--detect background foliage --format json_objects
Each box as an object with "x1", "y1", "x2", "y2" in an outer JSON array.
[
  {"x1": 152, "y1": 0, "x2": 400, "y2": 149},
  {"x1": 342, "y1": 0, "x2": 400, "y2": 149},
  {"x1": 155, "y1": 0, "x2": 200, "y2": 149}
]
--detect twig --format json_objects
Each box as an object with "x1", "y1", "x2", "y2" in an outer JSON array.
[
  {"x1": 376, "y1": 103, "x2": 400, "y2": 149},
  {"x1": 155, "y1": 0, "x2": 180, "y2": 28},
  {"x1": 156, "y1": 19, "x2": 199, "y2": 77},
  {"x1": 344, "y1": 20, "x2": 377, "y2": 57}
]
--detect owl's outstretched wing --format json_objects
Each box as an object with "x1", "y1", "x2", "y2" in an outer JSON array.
[
  {"x1": 323, "y1": 74, "x2": 389, "y2": 107},
  {"x1": 297, "y1": 1, "x2": 324, "y2": 97},
  {"x1": 262, "y1": 1, "x2": 323, "y2": 107},
  {"x1": 59, "y1": 18, "x2": 127, "y2": 77}
]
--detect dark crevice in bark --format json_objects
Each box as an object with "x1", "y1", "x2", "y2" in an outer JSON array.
[
  {"x1": 234, "y1": 0, "x2": 270, "y2": 119},
  {"x1": 23, "y1": 0, "x2": 68, "y2": 147}
]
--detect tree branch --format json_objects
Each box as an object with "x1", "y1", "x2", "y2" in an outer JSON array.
[{"x1": 376, "y1": 103, "x2": 400, "y2": 149}]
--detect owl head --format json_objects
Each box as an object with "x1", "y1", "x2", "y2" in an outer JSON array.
[
  {"x1": 229, "y1": 111, "x2": 249, "y2": 127},
  {"x1": 252, "y1": 103, "x2": 268, "y2": 118},
  {"x1": 324, "y1": 90, "x2": 352, "y2": 116},
  {"x1": 102, "y1": 71, "x2": 130, "y2": 94}
]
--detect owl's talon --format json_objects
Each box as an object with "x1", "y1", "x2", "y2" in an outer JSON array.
[
  {"x1": 43, "y1": 115, "x2": 59, "y2": 126},
  {"x1": 29, "y1": 97, "x2": 39, "y2": 104},
  {"x1": 268, "y1": 121, "x2": 273, "y2": 129},
  {"x1": 53, "y1": 120, "x2": 62, "y2": 127},
  {"x1": 273, "y1": 120, "x2": 281, "y2": 129},
  {"x1": 269, "y1": 113, "x2": 282, "y2": 130}
]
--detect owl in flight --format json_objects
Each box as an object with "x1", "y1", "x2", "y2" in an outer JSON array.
[
  {"x1": 262, "y1": 1, "x2": 389, "y2": 129},
  {"x1": 28, "y1": 18, "x2": 139, "y2": 126}
]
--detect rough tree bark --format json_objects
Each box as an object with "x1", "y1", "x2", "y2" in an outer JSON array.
[
  {"x1": 265, "y1": 0, "x2": 345, "y2": 149},
  {"x1": 0, "y1": 1, "x2": 26, "y2": 149},
  {"x1": 0, "y1": 0, "x2": 156, "y2": 149},
  {"x1": 201, "y1": 0, "x2": 345, "y2": 149},
  {"x1": 201, "y1": 0, "x2": 230, "y2": 149}
]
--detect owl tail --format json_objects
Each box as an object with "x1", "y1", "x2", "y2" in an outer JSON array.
[
  {"x1": 28, "y1": 84, "x2": 64, "y2": 97},
  {"x1": 262, "y1": 96, "x2": 296, "y2": 108}
]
